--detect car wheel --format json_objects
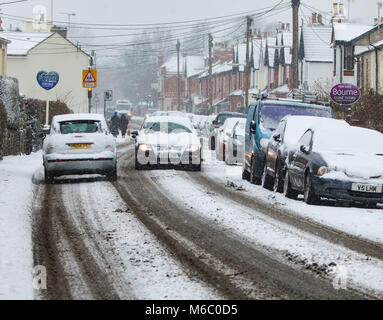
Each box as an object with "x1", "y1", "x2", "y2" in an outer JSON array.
[
  {"x1": 273, "y1": 162, "x2": 284, "y2": 193},
  {"x1": 44, "y1": 167, "x2": 54, "y2": 184},
  {"x1": 283, "y1": 170, "x2": 298, "y2": 200},
  {"x1": 250, "y1": 158, "x2": 261, "y2": 185},
  {"x1": 107, "y1": 166, "x2": 117, "y2": 181},
  {"x1": 304, "y1": 173, "x2": 319, "y2": 205},
  {"x1": 210, "y1": 136, "x2": 216, "y2": 150},
  {"x1": 366, "y1": 202, "x2": 377, "y2": 209},
  {"x1": 261, "y1": 162, "x2": 274, "y2": 190}
]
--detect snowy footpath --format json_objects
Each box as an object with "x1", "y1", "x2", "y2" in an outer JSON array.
[{"x1": 0, "y1": 152, "x2": 42, "y2": 299}]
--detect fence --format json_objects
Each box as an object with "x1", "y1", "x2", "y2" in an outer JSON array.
[{"x1": 0, "y1": 128, "x2": 33, "y2": 158}]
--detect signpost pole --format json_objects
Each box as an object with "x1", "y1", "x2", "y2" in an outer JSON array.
[
  {"x1": 45, "y1": 96, "x2": 50, "y2": 126},
  {"x1": 104, "y1": 98, "x2": 106, "y2": 119}
]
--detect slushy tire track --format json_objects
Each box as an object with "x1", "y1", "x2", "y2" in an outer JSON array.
[
  {"x1": 114, "y1": 151, "x2": 365, "y2": 299},
  {"x1": 33, "y1": 183, "x2": 121, "y2": 299},
  {"x1": 187, "y1": 171, "x2": 383, "y2": 261}
]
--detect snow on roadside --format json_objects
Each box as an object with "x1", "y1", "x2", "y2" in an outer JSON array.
[
  {"x1": 0, "y1": 152, "x2": 42, "y2": 299},
  {"x1": 202, "y1": 147, "x2": 383, "y2": 245},
  {"x1": 152, "y1": 169, "x2": 383, "y2": 297}
]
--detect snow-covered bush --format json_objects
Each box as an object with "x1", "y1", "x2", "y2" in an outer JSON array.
[
  {"x1": 0, "y1": 76, "x2": 20, "y2": 129},
  {"x1": 350, "y1": 93, "x2": 383, "y2": 133},
  {"x1": 0, "y1": 101, "x2": 7, "y2": 159},
  {"x1": 21, "y1": 98, "x2": 72, "y2": 151}
]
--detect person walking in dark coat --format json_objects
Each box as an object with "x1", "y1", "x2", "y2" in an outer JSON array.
[
  {"x1": 110, "y1": 112, "x2": 120, "y2": 137},
  {"x1": 120, "y1": 114, "x2": 129, "y2": 138}
]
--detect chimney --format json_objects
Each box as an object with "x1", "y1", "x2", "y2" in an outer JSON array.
[
  {"x1": 158, "y1": 56, "x2": 164, "y2": 68},
  {"x1": 339, "y1": 3, "x2": 345, "y2": 16},
  {"x1": 375, "y1": 18, "x2": 379, "y2": 25},
  {"x1": 281, "y1": 23, "x2": 285, "y2": 30},
  {"x1": 51, "y1": 25, "x2": 68, "y2": 38},
  {"x1": 312, "y1": 13, "x2": 317, "y2": 24},
  {"x1": 318, "y1": 14, "x2": 323, "y2": 25},
  {"x1": 333, "y1": 2, "x2": 339, "y2": 16},
  {"x1": 263, "y1": 32, "x2": 268, "y2": 38},
  {"x1": 286, "y1": 23, "x2": 290, "y2": 31}
]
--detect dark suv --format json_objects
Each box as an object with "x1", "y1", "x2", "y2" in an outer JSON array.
[{"x1": 209, "y1": 112, "x2": 246, "y2": 150}]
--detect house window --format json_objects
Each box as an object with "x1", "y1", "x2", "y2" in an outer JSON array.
[{"x1": 344, "y1": 45, "x2": 354, "y2": 71}]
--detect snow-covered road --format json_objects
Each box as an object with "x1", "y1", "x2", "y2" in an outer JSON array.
[{"x1": 1, "y1": 131, "x2": 383, "y2": 299}]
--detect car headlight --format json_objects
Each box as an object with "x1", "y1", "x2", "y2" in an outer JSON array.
[
  {"x1": 139, "y1": 144, "x2": 151, "y2": 152},
  {"x1": 187, "y1": 144, "x2": 200, "y2": 152},
  {"x1": 317, "y1": 166, "x2": 330, "y2": 176},
  {"x1": 260, "y1": 138, "x2": 269, "y2": 151}
]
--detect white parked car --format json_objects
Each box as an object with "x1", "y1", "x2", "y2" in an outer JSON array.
[
  {"x1": 216, "y1": 118, "x2": 246, "y2": 162},
  {"x1": 43, "y1": 114, "x2": 117, "y2": 184},
  {"x1": 225, "y1": 119, "x2": 246, "y2": 165},
  {"x1": 132, "y1": 116, "x2": 201, "y2": 171}
]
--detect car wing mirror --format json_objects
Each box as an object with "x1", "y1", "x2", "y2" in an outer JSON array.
[
  {"x1": 273, "y1": 134, "x2": 281, "y2": 142},
  {"x1": 250, "y1": 120, "x2": 256, "y2": 134},
  {"x1": 300, "y1": 145, "x2": 309, "y2": 154},
  {"x1": 131, "y1": 130, "x2": 139, "y2": 138}
]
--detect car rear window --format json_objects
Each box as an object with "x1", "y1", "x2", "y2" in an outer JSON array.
[
  {"x1": 60, "y1": 120, "x2": 101, "y2": 134},
  {"x1": 260, "y1": 104, "x2": 332, "y2": 131}
]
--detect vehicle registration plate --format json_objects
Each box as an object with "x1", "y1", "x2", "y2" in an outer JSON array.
[
  {"x1": 70, "y1": 143, "x2": 91, "y2": 149},
  {"x1": 351, "y1": 183, "x2": 382, "y2": 194}
]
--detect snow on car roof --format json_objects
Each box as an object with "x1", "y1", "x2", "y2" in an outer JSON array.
[
  {"x1": 313, "y1": 124, "x2": 383, "y2": 154},
  {"x1": 53, "y1": 113, "x2": 106, "y2": 123},
  {"x1": 283, "y1": 116, "x2": 349, "y2": 148},
  {"x1": 144, "y1": 116, "x2": 193, "y2": 128}
]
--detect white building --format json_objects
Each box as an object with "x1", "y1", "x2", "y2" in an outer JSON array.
[
  {"x1": 4, "y1": 32, "x2": 91, "y2": 113},
  {"x1": 299, "y1": 23, "x2": 333, "y2": 91}
]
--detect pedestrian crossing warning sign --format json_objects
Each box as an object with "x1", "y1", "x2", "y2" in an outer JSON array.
[{"x1": 82, "y1": 69, "x2": 97, "y2": 88}]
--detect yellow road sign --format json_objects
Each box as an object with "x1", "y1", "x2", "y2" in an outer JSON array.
[{"x1": 82, "y1": 69, "x2": 97, "y2": 88}]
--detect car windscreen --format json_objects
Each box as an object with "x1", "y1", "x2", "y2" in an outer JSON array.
[
  {"x1": 216, "y1": 114, "x2": 246, "y2": 126},
  {"x1": 144, "y1": 121, "x2": 192, "y2": 134},
  {"x1": 260, "y1": 104, "x2": 332, "y2": 131},
  {"x1": 60, "y1": 120, "x2": 101, "y2": 134}
]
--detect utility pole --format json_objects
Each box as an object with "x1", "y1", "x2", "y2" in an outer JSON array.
[
  {"x1": 176, "y1": 40, "x2": 181, "y2": 111},
  {"x1": 378, "y1": 1, "x2": 383, "y2": 40},
  {"x1": 292, "y1": 0, "x2": 300, "y2": 90},
  {"x1": 245, "y1": 16, "x2": 253, "y2": 114},
  {"x1": 208, "y1": 34, "x2": 213, "y2": 114}
]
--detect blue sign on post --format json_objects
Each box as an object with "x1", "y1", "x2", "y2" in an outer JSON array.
[{"x1": 37, "y1": 71, "x2": 59, "y2": 90}]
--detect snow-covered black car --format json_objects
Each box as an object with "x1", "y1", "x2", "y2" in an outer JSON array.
[
  {"x1": 283, "y1": 120, "x2": 383, "y2": 206},
  {"x1": 43, "y1": 114, "x2": 117, "y2": 184},
  {"x1": 262, "y1": 116, "x2": 350, "y2": 192}
]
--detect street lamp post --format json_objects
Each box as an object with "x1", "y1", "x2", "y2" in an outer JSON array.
[{"x1": 59, "y1": 12, "x2": 76, "y2": 29}]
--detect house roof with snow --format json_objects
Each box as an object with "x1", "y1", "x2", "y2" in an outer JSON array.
[
  {"x1": 184, "y1": 55, "x2": 206, "y2": 78},
  {"x1": 199, "y1": 60, "x2": 232, "y2": 79},
  {"x1": 2, "y1": 32, "x2": 53, "y2": 56},
  {"x1": 162, "y1": 54, "x2": 205, "y2": 77},
  {"x1": 301, "y1": 25, "x2": 333, "y2": 63},
  {"x1": 332, "y1": 23, "x2": 374, "y2": 43},
  {"x1": 2, "y1": 31, "x2": 91, "y2": 58},
  {"x1": 354, "y1": 39, "x2": 383, "y2": 56}
]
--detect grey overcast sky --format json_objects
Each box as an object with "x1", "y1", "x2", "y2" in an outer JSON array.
[{"x1": 0, "y1": 0, "x2": 378, "y2": 28}]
